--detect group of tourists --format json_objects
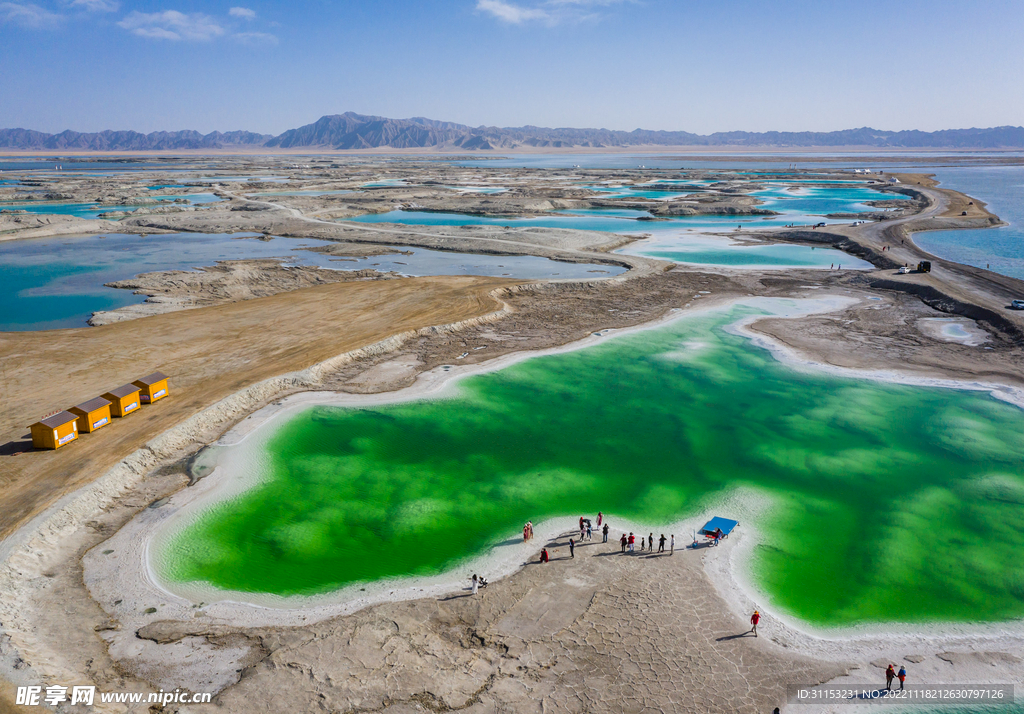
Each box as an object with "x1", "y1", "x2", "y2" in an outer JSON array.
[
  {"x1": 619, "y1": 532, "x2": 675, "y2": 554},
  {"x1": 526, "y1": 514, "x2": 681, "y2": 565}
]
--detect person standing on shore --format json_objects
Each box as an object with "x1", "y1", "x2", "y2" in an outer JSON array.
[
  {"x1": 897, "y1": 666, "x2": 906, "y2": 691},
  {"x1": 670, "y1": 534, "x2": 675, "y2": 554},
  {"x1": 750, "y1": 610, "x2": 760, "y2": 637},
  {"x1": 620, "y1": 533, "x2": 627, "y2": 552},
  {"x1": 597, "y1": 511, "x2": 603, "y2": 527},
  {"x1": 602, "y1": 523, "x2": 609, "y2": 543},
  {"x1": 658, "y1": 534, "x2": 666, "y2": 553},
  {"x1": 586, "y1": 522, "x2": 593, "y2": 541},
  {"x1": 471, "y1": 574, "x2": 478, "y2": 595},
  {"x1": 569, "y1": 538, "x2": 575, "y2": 558},
  {"x1": 885, "y1": 664, "x2": 896, "y2": 691},
  {"x1": 540, "y1": 548, "x2": 549, "y2": 563},
  {"x1": 648, "y1": 533, "x2": 654, "y2": 552},
  {"x1": 628, "y1": 533, "x2": 635, "y2": 552}
]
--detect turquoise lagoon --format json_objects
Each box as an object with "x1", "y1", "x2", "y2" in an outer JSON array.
[
  {"x1": 343, "y1": 179, "x2": 892, "y2": 269},
  {"x1": 0, "y1": 232, "x2": 622, "y2": 331},
  {"x1": 0, "y1": 193, "x2": 223, "y2": 219}
]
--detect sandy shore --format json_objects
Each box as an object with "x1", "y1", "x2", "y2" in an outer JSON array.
[{"x1": 2, "y1": 157, "x2": 1024, "y2": 712}]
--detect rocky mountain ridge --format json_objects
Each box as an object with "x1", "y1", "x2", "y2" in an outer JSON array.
[{"x1": 3, "y1": 112, "x2": 1023, "y2": 150}]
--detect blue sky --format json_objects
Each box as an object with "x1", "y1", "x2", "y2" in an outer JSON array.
[{"x1": 1, "y1": 0, "x2": 1022, "y2": 134}]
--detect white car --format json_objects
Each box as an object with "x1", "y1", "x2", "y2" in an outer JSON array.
[
  {"x1": 898, "y1": 266, "x2": 910, "y2": 275},
  {"x1": 1012, "y1": 299, "x2": 1024, "y2": 310}
]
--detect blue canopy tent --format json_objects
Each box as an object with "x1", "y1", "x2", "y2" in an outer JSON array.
[{"x1": 694, "y1": 517, "x2": 739, "y2": 547}]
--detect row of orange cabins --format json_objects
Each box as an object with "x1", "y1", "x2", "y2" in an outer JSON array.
[{"x1": 29, "y1": 372, "x2": 170, "y2": 450}]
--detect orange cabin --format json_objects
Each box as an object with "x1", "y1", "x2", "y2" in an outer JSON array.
[
  {"x1": 69, "y1": 397, "x2": 113, "y2": 433},
  {"x1": 101, "y1": 384, "x2": 142, "y2": 418},
  {"x1": 132, "y1": 371, "x2": 169, "y2": 404},
  {"x1": 30, "y1": 411, "x2": 79, "y2": 450}
]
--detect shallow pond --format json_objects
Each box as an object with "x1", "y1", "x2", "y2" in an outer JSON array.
[
  {"x1": 0, "y1": 232, "x2": 622, "y2": 331},
  {"x1": 0, "y1": 192, "x2": 223, "y2": 218}
]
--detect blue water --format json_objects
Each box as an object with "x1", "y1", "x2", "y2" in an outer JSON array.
[
  {"x1": 916, "y1": 166, "x2": 1024, "y2": 281},
  {"x1": 444, "y1": 186, "x2": 508, "y2": 194},
  {"x1": 0, "y1": 193, "x2": 223, "y2": 218},
  {"x1": 362, "y1": 179, "x2": 410, "y2": 188},
  {"x1": 343, "y1": 183, "x2": 890, "y2": 269},
  {"x1": 632, "y1": 236, "x2": 871, "y2": 269},
  {"x1": 0, "y1": 160, "x2": 187, "y2": 172},
  {"x1": 752, "y1": 185, "x2": 903, "y2": 216},
  {"x1": 587, "y1": 185, "x2": 692, "y2": 200},
  {"x1": 0, "y1": 233, "x2": 624, "y2": 331},
  {"x1": 244, "y1": 189, "x2": 354, "y2": 197}
]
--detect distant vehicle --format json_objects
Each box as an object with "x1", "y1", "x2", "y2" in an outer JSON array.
[
  {"x1": 898, "y1": 266, "x2": 910, "y2": 274},
  {"x1": 1011, "y1": 299, "x2": 1024, "y2": 310},
  {"x1": 917, "y1": 261, "x2": 932, "y2": 273}
]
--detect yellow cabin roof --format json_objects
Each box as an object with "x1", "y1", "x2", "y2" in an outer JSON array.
[
  {"x1": 134, "y1": 371, "x2": 168, "y2": 386},
  {"x1": 104, "y1": 384, "x2": 141, "y2": 399},
  {"x1": 72, "y1": 397, "x2": 112, "y2": 413},
  {"x1": 32, "y1": 411, "x2": 78, "y2": 429}
]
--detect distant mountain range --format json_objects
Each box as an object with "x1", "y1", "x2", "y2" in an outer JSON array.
[{"x1": 3, "y1": 113, "x2": 1024, "y2": 151}]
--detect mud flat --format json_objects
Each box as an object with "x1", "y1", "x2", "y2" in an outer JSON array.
[{"x1": 89, "y1": 259, "x2": 402, "y2": 326}]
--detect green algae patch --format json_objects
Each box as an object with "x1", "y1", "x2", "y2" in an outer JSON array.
[{"x1": 161, "y1": 304, "x2": 1024, "y2": 625}]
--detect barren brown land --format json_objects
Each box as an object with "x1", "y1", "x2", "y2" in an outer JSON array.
[{"x1": 2, "y1": 155, "x2": 1024, "y2": 713}]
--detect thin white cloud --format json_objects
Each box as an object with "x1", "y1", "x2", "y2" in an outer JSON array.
[
  {"x1": 476, "y1": 0, "x2": 548, "y2": 24},
  {"x1": 229, "y1": 6, "x2": 255, "y2": 20},
  {"x1": 0, "y1": 1, "x2": 63, "y2": 28},
  {"x1": 233, "y1": 30, "x2": 277, "y2": 46},
  {"x1": 69, "y1": 0, "x2": 118, "y2": 11},
  {"x1": 476, "y1": 0, "x2": 630, "y2": 25},
  {"x1": 117, "y1": 10, "x2": 224, "y2": 40}
]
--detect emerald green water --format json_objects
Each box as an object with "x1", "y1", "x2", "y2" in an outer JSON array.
[{"x1": 162, "y1": 302, "x2": 1024, "y2": 625}]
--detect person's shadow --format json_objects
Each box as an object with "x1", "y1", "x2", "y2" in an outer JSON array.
[{"x1": 715, "y1": 631, "x2": 755, "y2": 641}]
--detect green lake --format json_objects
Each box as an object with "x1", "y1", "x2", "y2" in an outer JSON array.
[{"x1": 160, "y1": 300, "x2": 1024, "y2": 626}]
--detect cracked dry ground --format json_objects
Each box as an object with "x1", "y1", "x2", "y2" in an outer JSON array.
[{"x1": 198, "y1": 534, "x2": 845, "y2": 713}]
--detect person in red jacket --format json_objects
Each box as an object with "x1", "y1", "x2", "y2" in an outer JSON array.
[
  {"x1": 750, "y1": 610, "x2": 761, "y2": 637},
  {"x1": 540, "y1": 548, "x2": 549, "y2": 563}
]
